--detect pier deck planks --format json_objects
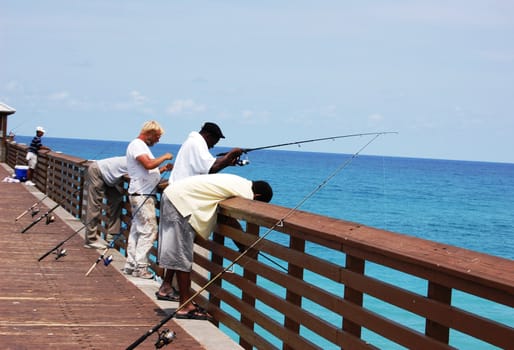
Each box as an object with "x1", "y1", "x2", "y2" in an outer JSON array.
[{"x1": 0, "y1": 165, "x2": 205, "y2": 350}]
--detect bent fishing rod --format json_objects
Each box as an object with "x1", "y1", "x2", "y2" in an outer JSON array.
[
  {"x1": 126, "y1": 132, "x2": 391, "y2": 350},
  {"x1": 216, "y1": 131, "x2": 397, "y2": 156}
]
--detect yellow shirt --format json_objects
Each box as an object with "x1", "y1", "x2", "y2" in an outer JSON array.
[{"x1": 164, "y1": 174, "x2": 253, "y2": 238}]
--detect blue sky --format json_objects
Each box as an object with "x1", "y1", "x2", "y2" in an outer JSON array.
[{"x1": 2, "y1": 1, "x2": 514, "y2": 163}]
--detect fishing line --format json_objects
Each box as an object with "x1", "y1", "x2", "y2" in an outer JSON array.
[
  {"x1": 256, "y1": 252, "x2": 288, "y2": 272},
  {"x1": 125, "y1": 132, "x2": 390, "y2": 350},
  {"x1": 216, "y1": 131, "x2": 397, "y2": 156}
]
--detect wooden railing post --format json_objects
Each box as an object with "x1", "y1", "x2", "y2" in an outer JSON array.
[
  {"x1": 284, "y1": 236, "x2": 305, "y2": 350},
  {"x1": 343, "y1": 254, "x2": 365, "y2": 338},
  {"x1": 425, "y1": 281, "x2": 451, "y2": 344},
  {"x1": 210, "y1": 231, "x2": 225, "y2": 314},
  {"x1": 240, "y1": 222, "x2": 260, "y2": 350}
]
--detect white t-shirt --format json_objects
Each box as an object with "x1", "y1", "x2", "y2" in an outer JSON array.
[
  {"x1": 97, "y1": 156, "x2": 127, "y2": 186},
  {"x1": 165, "y1": 174, "x2": 253, "y2": 239},
  {"x1": 170, "y1": 131, "x2": 216, "y2": 183},
  {"x1": 126, "y1": 139, "x2": 160, "y2": 194}
]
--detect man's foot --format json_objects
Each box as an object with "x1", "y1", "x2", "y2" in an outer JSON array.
[
  {"x1": 122, "y1": 267, "x2": 134, "y2": 275},
  {"x1": 175, "y1": 306, "x2": 213, "y2": 321},
  {"x1": 132, "y1": 268, "x2": 154, "y2": 279},
  {"x1": 24, "y1": 180, "x2": 35, "y2": 186},
  {"x1": 155, "y1": 287, "x2": 180, "y2": 301}
]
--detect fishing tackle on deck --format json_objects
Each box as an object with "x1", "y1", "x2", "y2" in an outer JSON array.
[
  {"x1": 38, "y1": 224, "x2": 85, "y2": 262},
  {"x1": 85, "y1": 248, "x2": 114, "y2": 276},
  {"x1": 155, "y1": 329, "x2": 176, "y2": 349},
  {"x1": 38, "y1": 169, "x2": 171, "y2": 263},
  {"x1": 84, "y1": 235, "x2": 121, "y2": 276},
  {"x1": 20, "y1": 189, "x2": 80, "y2": 233},
  {"x1": 15, "y1": 194, "x2": 49, "y2": 221},
  {"x1": 125, "y1": 132, "x2": 393, "y2": 350},
  {"x1": 53, "y1": 248, "x2": 67, "y2": 260},
  {"x1": 20, "y1": 203, "x2": 60, "y2": 233}
]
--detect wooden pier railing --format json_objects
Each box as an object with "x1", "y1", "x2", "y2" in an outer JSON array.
[{"x1": 5, "y1": 140, "x2": 513, "y2": 349}]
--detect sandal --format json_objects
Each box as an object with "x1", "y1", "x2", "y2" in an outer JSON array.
[
  {"x1": 155, "y1": 288, "x2": 179, "y2": 302},
  {"x1": 175, "y1": 307, "x2": 213, "y2": 321}
]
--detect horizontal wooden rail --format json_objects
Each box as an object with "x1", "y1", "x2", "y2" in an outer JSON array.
[{"x1": 204, "y1": 197, "x2": 514, "y2": 350}]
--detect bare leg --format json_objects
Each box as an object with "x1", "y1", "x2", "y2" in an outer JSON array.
[
  {"x1": 27, "y1": 168, "x2": 33, "y2": 181},
  {"x1": 176, "y1": 270, "x2": 195, "y2": 312},
  {"x1": 158, "y1": 269, "x2": 175, "y2": 295}
]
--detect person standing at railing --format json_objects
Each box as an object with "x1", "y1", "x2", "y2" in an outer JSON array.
[
  {"x1": 157, "y1": 173, "x2": 272, "y2": 319},
  {"x1": 83, "y1": 156, "x2": 128, "y2": 249},
  {"x1": 156, "y1": 122, "x2": 242, "y2": 301},
  {"x1": 25, "y1": 126, "x2": 50, "y2": 186},
  {"x1": 122, "y1": 120, "x2": 173, "y2": 279},
  {"x1": 169, "y1": 122, "x2": 243, "y2": 182}
]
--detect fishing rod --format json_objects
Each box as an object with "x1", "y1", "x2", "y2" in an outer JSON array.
[
  {"x1": 20, "y1": 203, "x2": 58, "y2": 233},
  {"x1": 38, "y1": 170, "x2": 171, "y2": 263},
  {"x1": 15, "y1": 194, "x2": 49, "y2": 221},
  {"x1": 21, "y1": 189, "x2": 80, "y2": 233},
  {"x1": 38, "y1": 203, "x2": 122, "y2": 262},
  {"x1": 8, "y1": 121, "x2": 25, "y2": 136},
  {"x1": 84, "y1": 234, "x2": 123, "y2": 276},
  {"x1": 38, "y1": 207, "x2": 117, "y2": 262},
  {"x1": 125, "y1": 132, "x2": 390, "y2": 350},
  {"x1": 216, "y1": 131, "x2": 397, "y2": 157}
]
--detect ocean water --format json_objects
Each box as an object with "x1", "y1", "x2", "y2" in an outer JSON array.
[{"x1": 14, "y1": 135, "x2": 514, "y2": 349}]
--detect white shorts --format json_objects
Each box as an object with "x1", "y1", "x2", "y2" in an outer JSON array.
[{"x1": 26, "y1": 152, "x2": 37, "y2": 169}]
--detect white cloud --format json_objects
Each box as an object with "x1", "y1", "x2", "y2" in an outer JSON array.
[
  {"x1": 5, "y1": 80, "x2": 23, "y2": 92},
  {"x1": 479, "y1": 50, "x2": 514, "y2": 63},
  {"x1": 48, "y1": 91, "x2": 70, "y2": 101},
  {"x1": 240, "y1": 109, "x2": 270, "y2": 125},
  {"x1": 368, "y1": 113, "x2": 384, "y2": 123},
  {"x1": 166, "y1": 99, "x2": 206, "y2": 115},
  {"x1": 130, "y1": 90, "x2": 148, "y2": 105}
]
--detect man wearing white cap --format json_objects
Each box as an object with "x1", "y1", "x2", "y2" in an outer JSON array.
[{"x1": 25, "y1": 126, "x2": 50, "y2": 186}]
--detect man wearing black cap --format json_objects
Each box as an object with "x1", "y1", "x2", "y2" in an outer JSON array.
[
  {"x1": 156, "y1": 121, "x2": 243, "y2": 301},
  {"x1": 169, "y1": 122, "x2": 243, "y2": 183}
]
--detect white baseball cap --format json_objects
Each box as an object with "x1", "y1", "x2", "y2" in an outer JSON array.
[{"x1": 36, "y1": 126, "x2": 46, "y2": 133}]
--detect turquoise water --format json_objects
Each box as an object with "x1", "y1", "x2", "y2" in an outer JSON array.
[{"x1": 15, "y1": 135, "x2": 514, "y2": 348}]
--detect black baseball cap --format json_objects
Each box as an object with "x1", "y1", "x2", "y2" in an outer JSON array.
[{"x1": 200, "y1": 122, "x2": 225, "y2": 139}]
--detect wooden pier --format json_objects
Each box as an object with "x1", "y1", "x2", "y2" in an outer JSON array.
[
  {"x1": 0, "y1": 164, "x2": 237, "y2": 350},
  {"x1": 2, "y1": 139, "x2": 513, "y2": 349}
]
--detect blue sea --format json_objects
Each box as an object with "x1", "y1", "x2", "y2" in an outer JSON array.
[{"x1": 15, "y1": 135, "x2": 514, "y2": 349}]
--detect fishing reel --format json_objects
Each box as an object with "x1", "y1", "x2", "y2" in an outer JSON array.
[
  {"x1": 31, "y1": 207, "x2": 40, "y2": 217},
  {"x1": 236, "y1": 155, "x2": 250, "y2": 166},
  {"x1": 46, "y1": 214, "x2": 56, "y2": 225},
  {"x1": 53, "y1": 248, "x2": 67, "y2": 260},
  {"x1": 155, "y1": 329, "x2": 176, "y2": 349},
  {"x1": 103, "y1": 255, "x2": 113, "y2": 266}
]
